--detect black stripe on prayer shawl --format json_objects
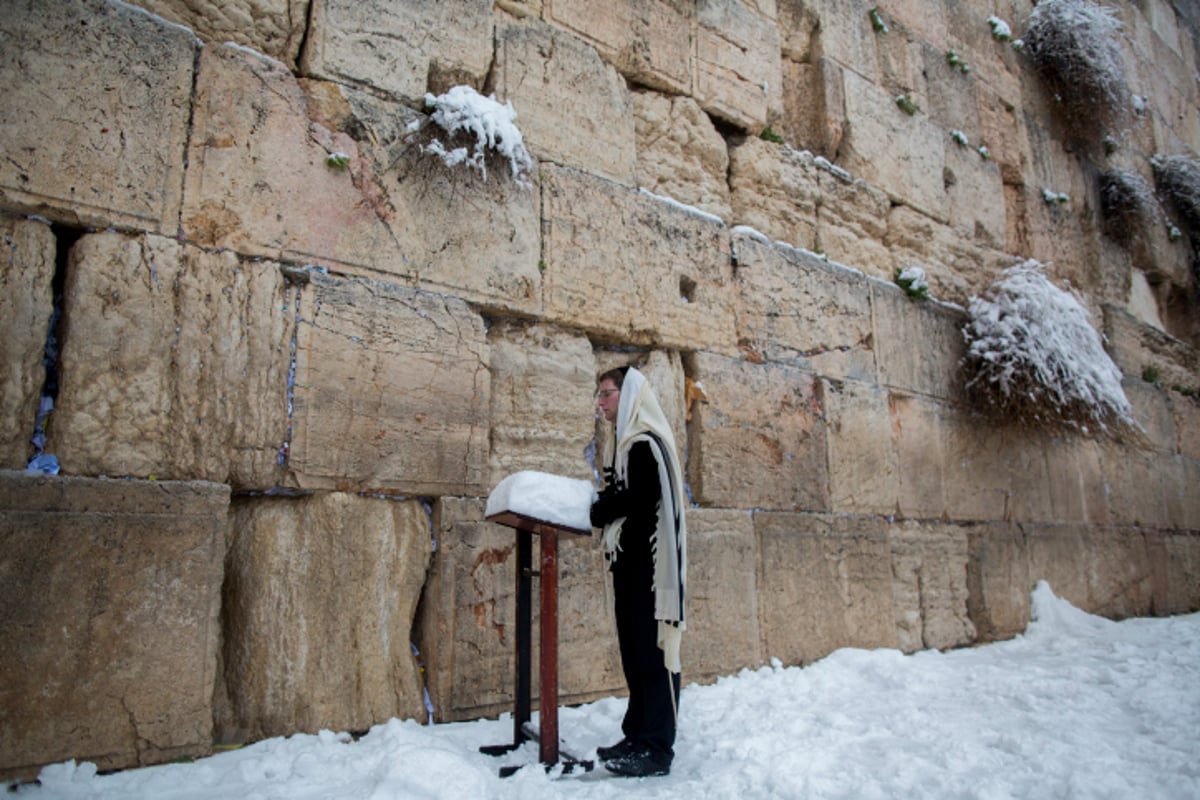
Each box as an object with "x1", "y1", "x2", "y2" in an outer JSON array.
[{"x1": 645, "y1": 430, "x2": 685, "y2": 622}]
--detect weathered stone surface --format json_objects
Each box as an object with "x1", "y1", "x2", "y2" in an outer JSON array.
[
  {"x1": 840, "y1": 67, "x2": 947, "y2": 221},
  {"x1": 777, "y1": 0, "x2": 819, "y2": 62},
  {"x1": 1042, "y1": 434, "x2": 1110, "y2": 526},
  {"x1": 1162, "y1": 532, "x2": 1200, "y2": 615},
  {"x1": 885, "y1": 204, "x2": 1012, "y2": 306},
  {"x1": 757, "y1": 511, "x2": 899, "y2": 665},
  {"x1": 1101, "y1": 446, "x2": 1191, "y2": 531},
  {"x1": 1168, "y1": 390, "x2": 1200, "y2": 459},
  {"x1": 1103, "y1": 304, "x2": 1198, "y2": 391},
  {"x1": 871, "y1": 280, "x2": 967, "y2": 400},
  {"x1": 685, "y1": 509, "x2": 762, "y2": 682},
  {"x1": 634, "y1": 91, "x2": 733, "y2": 223},
  {"x1": 966, "y1": 521, "x2": 1032, "y2": 643},
  {"x1": 733, "y1": 233, "x2": 876, "y2": 382},
  {"x1": 183, "y1": 43, "x2": 405, "y2": 269},
  {"x1": 487, "y1": 321, "x2": 597, "y2": 487},
  {"x1": 943, "y1": 128, "x2": 1007, "y2": 248},
  {"x1": 135, "y1": 0, "x2": 308, "y2": 66},
  {"x1": 1123, "y1": 377, "x2": 1176, "y2": 454},
  {"x1": 688, "y1": 352, "x2": 829, "y2": 511},
  {"x1": 729, "y1": 137, "x2": 820, "y2": 250},
  {"x1": 416, "y1": 498, "x2": 621, "y2": 722},
  {"x1": 0, "y1": 0, "x2": 194, "y2": 232},
  {"x1": 941, "y1": 411, "x2": 1054, "y2": 524},
  {"x1": 302, "y1": 0, "x2": 493, "y2": 104},
  {"x1": 546, "y1": 0, "x2": 693, "y2": 94},
  {"x1": 541, "y1": 165, "x2": 738, "y2": 355},
  {"x1": 221, "y1": 492, "x2": 430, "y2": 740},
  {"x1": 809, "y1": 0, "x2": 880, "y2": 80},
  {"x1": 494, "y1": 17, "x2": 637, "y2": 186},
  {"x1": 0, "y1": 472, "x2": 228, "y2": 781},
  {"x1": 888, "y1": 393, "x2": 947, "y2": 520},
  {"x1": 1026, "y1": 524, "x2": 1156, "y2": 620},
  {"x1": 778, "y1": 57, "x2": 845, "y2": 157},
  {"x1": 287, "y1": 272, "x2": 489, "y2": 496},
  {"x1": 0, "y1": 216, "x2": 54, "y2": 469},
  {"x1": 814, "y1": 166, "x2": 893, "y2": 279},
  {"x1": 823, "y1": 378, "x2": 898, "y2": 516},
  {"x1": 48, "y1": 232, "x2": 289, "y2": 488},
  {"x1": 889, "y1": 520, "x2": 976, "y2": 652},
  {"x1": 694, "y1": 0, "x2": 783, "y2": 131}
]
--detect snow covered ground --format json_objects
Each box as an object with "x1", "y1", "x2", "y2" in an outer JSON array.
[{"x1": 12, "y1": 582, "x2": 1199, "y2": 799}]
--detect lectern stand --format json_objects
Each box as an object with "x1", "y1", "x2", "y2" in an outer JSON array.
[{"x1": 479, "y1": 510, "x2": 594, "y2": 776}]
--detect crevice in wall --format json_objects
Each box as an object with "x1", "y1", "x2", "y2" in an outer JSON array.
[{"x1": 26, "y1": 224, "x2": 81, "y2": 473}]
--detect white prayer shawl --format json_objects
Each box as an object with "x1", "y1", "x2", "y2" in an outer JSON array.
[{"x1": 600, "y1": 368, "x2": 687, "y2": 674}]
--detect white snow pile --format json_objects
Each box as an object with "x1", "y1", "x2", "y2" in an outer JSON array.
[
  {"x1": 894, "y1": 265, "x2": 929, "y2": 300},
  {"x1": 962, "y1": 259, "x2": 1134, "y2": 431},
  {"x1": 12, "y1": 582, "x2": 1200, "y2": 799},
  {"x1": 421, "y1": 86, "x2": 534, "y2": 187},
  {"x1": 485, "y1": 470, "x2": 596, "y2": 533}
]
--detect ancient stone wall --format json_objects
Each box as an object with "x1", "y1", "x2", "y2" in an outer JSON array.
[{"x1": 1, "y1": 0, "x2": 1198, "y2": 781}]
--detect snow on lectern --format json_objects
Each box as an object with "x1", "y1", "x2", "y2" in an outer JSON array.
[{"x1": 480, "y1": 471, "x2": 596, "y2": 776}]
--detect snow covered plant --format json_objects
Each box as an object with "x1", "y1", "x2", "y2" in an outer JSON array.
[
  {"x1": 961, "y1": 260, "x2": 1134, "y2": 432},
  {"x1": 988, "y1": 16, "x2": 1013, "y2": 42},
  {"x1": 1022, "y1": 0, "x2": 1129, "y2": 129},
  {"x1": 419, "y1": 86, "x2": 533, "y2": 187},
  {"x1": 1151, "y1": 154, "x2": 1200, "y2": 241},
  {"x1": 895, "y1": 265, "x2": 930, "y2": 300}
]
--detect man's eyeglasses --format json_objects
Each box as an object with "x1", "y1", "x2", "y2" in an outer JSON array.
[{"x1": 596, "y1": 389, "x2": 620, "y2": 399}]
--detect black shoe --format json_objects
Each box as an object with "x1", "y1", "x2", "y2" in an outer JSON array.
[
  {"x1": 596, "y1": 738, "x2": 636, "y2": 762},
  {"x1": 604, "y1": 747, "x2": 671, "y2": 778}
]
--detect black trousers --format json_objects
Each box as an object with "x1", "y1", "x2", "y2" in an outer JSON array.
[{"x1": 612, "y1": 561, "x2": 681, "y2": 761}]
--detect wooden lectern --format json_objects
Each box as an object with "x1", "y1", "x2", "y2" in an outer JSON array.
[{"x1": 479, "y1": 510, "x2": 594, "y2": 776}]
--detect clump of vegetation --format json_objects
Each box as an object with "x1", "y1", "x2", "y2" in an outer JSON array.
[
  {"x1": 895, "y1": 266, "x2": 930, "y2": 300},
  {"x1": 945, "y1": 50, "x2": 972, "y2": 74},
  {"x1": 1151, "y1": 154, "x2": 1200, "y2": 241},
  {"x1": 1021, "y1": 0, "x2": 1130, "y2": 131},
  {"x1": 325, "y1": 152, "x2": 351, "y2": 171},
  {"x1": 950, "y1": 130, "x2": 969, "y2": 147},
  {"x1": 895, "y1": 94, "x2": 920, "y2": 115},
  {"x1": 961, "y1": 259, "x2": 1135, "y2": 433},
  {"x1": 978, "y1": 144, "x2": 991, "y2": 160},
  {"x1": 760, "y1": 126, "x2": 784, "y2": 144},
  {"x1": 1042, "y1": 188, "x2": 1070, "y2": 205},
  {"x1": 412, "y1": 86, "x2": 534, "y2": 188},
  {"x1": 869, "y1": 6, "x2": 888, "y2": 33},
  {"x1": 1099, "y1": 169, "x2": 1158, "y2": 247},
  {"x1": 1141, "y1": 365, "x2": 1162, "y2": 388},
  {"x1": 988, "y1": 16, "x2": 1013, "y2": 42}
]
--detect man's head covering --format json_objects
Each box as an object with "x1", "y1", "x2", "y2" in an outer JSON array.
[{"x1": 601, "y1": 367, "x2": 688, "y2": 673}]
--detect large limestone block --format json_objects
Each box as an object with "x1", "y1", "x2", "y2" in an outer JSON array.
[
  {"x1": 694, "y1": 0, "x2": 783, "y2": 131},
  {"x1": 1163, "y1": 532, "x2": 1200, "y2": 614},
  {"x1": 634, "y1": 91, "x2": 733, "y2": 223},
  {"x1": 687, "y1": 352, "x2": 829, "y2": 511},
  {"x1": 1025, "y1": 524, "x2": 1156, "y2": 620},
  {"x1": 966, "y1": 521, "x2": 1032, "y2": 642},
  {"x1": 221, "y1": 493, "x2": 431, "y2": 740},
  {"x1": 540, "y1": 165, "x2": 738, "y2": 355},
  {"x1": 732, "y1": 233, "x2": 876, "y2": 382},
  {"x1": 729, "y1": 137, "x2": 821, "y2": 250},
  {"x1": 870, "y1": 280, "x2": 966, "y2": 400},
  {"x1": 814, "y1": 166, "x2": 892, "y2": 279},
  {"x1": 885, "y1": 204, "x2": 1012, "y2": 306},
  {"x1": 941, "y1": 410, "x2": 1054, "y2": 524},
  {"x1": 682, "y1": 509, "x2": 761, "y2": 682},
  {"x1": 888, "y1": 394, "x2": 947, "y2": 520},
  {"x1": 778, "y1": 57, "x2": 846, "y2": 157},
  {"x1": 881, "y1": 0, "x2": 950, "y2": 51},
  {"x1": 48, "y1": 232, "x2": 289, "y2": 488},
  {"x1": 546, "y1": 0, "x2": 693, "y2": 94},
  {"x1": 1123, "y1": 377, "x2": 1176, "y2": 454},
  {"x1": 839, "y1": 69, "x2": 947, "y2": 222},
  {"x1": 0, "y1": 0, "x2": 195, "y2": 232},
  {"x1": 1168, "y1": 391, "x2": 1200, "y2": 460},
  {"x1": 0, "y1": 216, "x2": 54, "y2": 469},
  {"x1": 889, "y1": 520, "x2": 976, "y2": 652},
  {"x1": 301, "y1": 0, "x2": 493, "y2": 104},
  {"x1": 487, "y1": 321, "x2": 597, "y2": 486},
  {"x1": 823, "y1": 378, "x2": 898, "y2": 516},
  {"x1": 809, "y1": 0, "x2": 880, "y2": 81},
  {"x1": 302, "y1": 80, "x2": 543, "y2": 315},
  {"x1": 1042, "y1": 434, "x2": 1110, "y2": 526},
  {"x1": 0, "y1": 472, "x2": 228, "y2": 781},
  {"x1": 494, "y1": 17, "x2": 636, "y2": 186},
  {"x1": 943, "y1": 129, "x2": 1007, "y2": 249},
  {"x1": 134, "y1": 0, "x2": 308, "y2": 66},
  {"x1": 756, "y1": 511, "x2": 899, "y2": 665},
  {"x1": 416, "y1": 498, "x2": 621, "y2": 722},
  {"x1": 1101, "y1": 446, "x2": 1189, "y2": 531},
  {"x1": 1102, "y1": 304, "x2": 1198, "y2": 391},
  {"x1": 287, "y1": 272, "x2": 489, "y2": 496}
]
